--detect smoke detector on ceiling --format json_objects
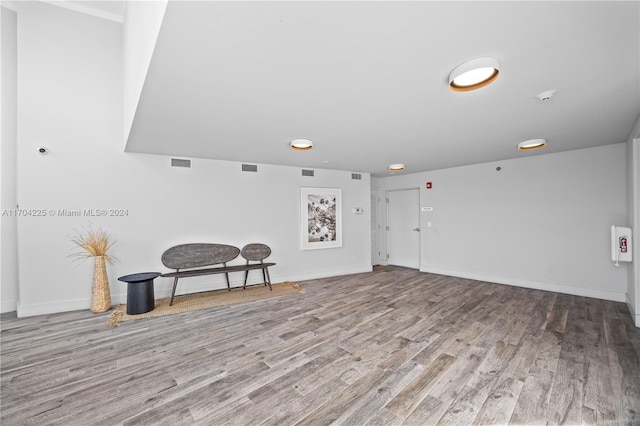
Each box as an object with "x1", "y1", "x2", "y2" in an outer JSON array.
[{"x1": 535, "y1": 89, "x2": 557, "y2": 101}]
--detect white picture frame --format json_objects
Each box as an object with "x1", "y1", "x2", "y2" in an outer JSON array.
[{"x1": 301, "y1": 187, "x2": 342, "y2": 250}]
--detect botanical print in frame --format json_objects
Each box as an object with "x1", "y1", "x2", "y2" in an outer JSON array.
[{"x1": 301, "y1": 187, "x2": 342, "y2": 250}]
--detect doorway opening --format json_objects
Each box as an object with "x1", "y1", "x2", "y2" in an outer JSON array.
[{"x1": 386, "y1": 188, "x2": 420, "y2": 269}]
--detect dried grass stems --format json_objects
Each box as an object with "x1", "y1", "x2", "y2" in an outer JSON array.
[{"x1": 69, "y1": 224, "x2": 117, "y2": 264}]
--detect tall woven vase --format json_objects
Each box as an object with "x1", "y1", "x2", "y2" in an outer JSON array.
[{"x1": 91, "y1": 255, "x2": 111, "y2": 313}]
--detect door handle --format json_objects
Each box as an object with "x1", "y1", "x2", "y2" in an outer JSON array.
[{"x1": 413, "y1": 227, "x2": 420, "y2": 231}]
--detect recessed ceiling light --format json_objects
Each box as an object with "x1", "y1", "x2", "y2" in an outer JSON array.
[
  {"x1": 518, "y1": 138, "x2": 547, "y2": 151},
  {"x1": 389, "y1": 164, "x2": 405, "y2": 172},
  {"x1": 290, "y1": 138, "x2": 313, "y2": 150},
  {"x1": 449, "y1": 57, "x2": 500, "y2": 92}
]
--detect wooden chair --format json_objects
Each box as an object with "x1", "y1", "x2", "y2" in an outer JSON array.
[{"x1": 240, "y1": 243, "x2": 273, "y2": 290}]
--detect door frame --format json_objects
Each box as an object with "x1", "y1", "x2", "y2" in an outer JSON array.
[{"x1": 385, "y1": 187, "x2": 421, "y2": 269}]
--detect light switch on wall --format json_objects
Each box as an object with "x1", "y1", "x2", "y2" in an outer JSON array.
[{"x1": 353, "y1": 207, "x2": 364, "y2": 214}]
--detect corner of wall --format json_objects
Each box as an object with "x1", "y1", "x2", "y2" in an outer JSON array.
[
  {"x1": 627, "y1": 292, "x2": 640, "y2": 328},
  {"x1": 631, "y1": 136, "x2": 640, "y2": 327},
  {"x1": 1, "y1": 4, "x2": 19, "y2": 314},
  {"x1": 1, "y1": 300, "x2": 17, "y2": 314},
  {"x1": 123, "y1": 0, "x2": 168, "y2": 147}
]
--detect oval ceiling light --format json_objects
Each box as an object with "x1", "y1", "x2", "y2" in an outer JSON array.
[
  {"x1": 517, "y1": 138, "x2": 547, "y2": 151},
  {"x1": 389, "y1": 164, "x2": 405, "y2": 172},
  {"x1": 449, "y1": 57, "x2": 500, "y2": 92},
  {"x1": 290, "y1": 138, "x2": 313, "y2": 150}
]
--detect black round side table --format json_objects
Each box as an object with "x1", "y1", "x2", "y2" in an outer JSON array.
[{"x1": 118, "y1": 272, "x2": 161, "y2": 315}]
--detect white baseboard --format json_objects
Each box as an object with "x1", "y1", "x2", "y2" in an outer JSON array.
[
  {"x1": 272, "y1": 266, "x2": 373, "y2": 284},
  {"x1": 17, "y1": 297, "x2": 90, "y2": 317},
  {"x1": 145, "y1": 266, "x2": 373, "y2": 299},
  {"x1": 12, "y1": 266, "x2": 631, "y2": 320},
  {"x1": 14, "y1": 266, "x2": 374, "y2": 317},
  {"x1": 1, "y1": 299, "x2": 17, "y2": 314},
  {"x1": 16, "y1": 292, "x2": 129, "y2": 318},
  {"x1": 421, "y1": 267, "x2": 627, "y2": 303}
]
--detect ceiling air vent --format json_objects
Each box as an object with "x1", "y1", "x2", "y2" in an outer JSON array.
[
  {"x1": 241, "y1": 164, "x2": 258, "y2": 172},
  {"x1": 351, "y1": 173, "x2": 362, "y2": 180},
  {"x1": 301, "y1": 169, "x2": 315, "y2": 177},
  {"x1": 171, "y1": 158, "x2": 191, "y2": 168}
]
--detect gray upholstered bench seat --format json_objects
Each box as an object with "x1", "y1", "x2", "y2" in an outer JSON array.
[{"x1": 161, "y1": 243, "x2": 275, "y2": 306}]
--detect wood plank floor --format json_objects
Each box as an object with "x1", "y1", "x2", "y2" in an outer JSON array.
[{"x1": 2, "y1": 266, "x2": 639, "y2": 425}]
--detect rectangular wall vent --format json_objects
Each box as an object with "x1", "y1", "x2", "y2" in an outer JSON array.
[
  {"x1": 302, "y1": 169, "x2": 315, "y2": 177},
  {"x1": 171, "y1": 158, "x2": 191, "y2": 168},
  {"x1": 241, "y1": 164, "x2": 258, "y2": 172},
  {"x1": 351, "y1": 173, "x2": 362, "y2": 180}
]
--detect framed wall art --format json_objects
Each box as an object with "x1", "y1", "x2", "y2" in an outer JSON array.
[{"x1": 301, "y1": 187, "x2": 342, "y2": 250}]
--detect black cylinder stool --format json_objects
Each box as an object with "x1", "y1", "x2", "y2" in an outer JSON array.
[{"x1": 118, "y1": 272, "x2": 161, "y2": 315}]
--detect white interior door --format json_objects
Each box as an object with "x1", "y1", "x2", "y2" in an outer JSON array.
[
  {"x1": 371, "y1": 189, "x2": 380, "y2": 265},
  {"x1": 387, "y1": 188, "x2": 420, "y2": 269}
]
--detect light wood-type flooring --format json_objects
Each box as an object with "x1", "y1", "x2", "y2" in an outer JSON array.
[{"x1": 2, "y1": 266, "x2": 639, "y2": 425}]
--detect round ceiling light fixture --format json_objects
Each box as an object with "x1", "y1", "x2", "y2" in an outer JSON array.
[
  {"x1": 290, "y1": 138, "x2": 313, "y2": 150},
  {"x1": 389, "y1": 164, "x2": 405, "y2": 172},
  {"x1": 517, "y1": 138, "x2": 547, "y2": 151},
  {"x1": 449, "y1": 57, "x2": 500, "y2": 92}
]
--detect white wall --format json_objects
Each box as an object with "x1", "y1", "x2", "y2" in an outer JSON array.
[
  {"x1": 627, "y1": 115, "x2": 640, "y2": 326},
  {"x1": 1, "y1": 5, "x2": 19, "y2": 313},
  {"x1": 123, "y1": 0, "x2": 167, "y2": 145},
  {"x1": 378, "y1": 144, "x2": 629, "y2": 302},
  {"x1": 14, "y1": 2, "x2": 371, "y2": 317}
]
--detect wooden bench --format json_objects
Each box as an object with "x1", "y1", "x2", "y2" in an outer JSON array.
[{"x1": 161, "y1": 243, "x2": 275, "y2": 306}]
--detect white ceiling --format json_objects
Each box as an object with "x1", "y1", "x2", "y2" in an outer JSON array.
[
  {"x1": 71, "y1": 0, "x2": 124, "y2": 16},
  {"x1": 123, "y1": 1, "x2": 640, "y2": 177},
  {"x1": 44, "y1": 0, "x2": 126, "y2": 22}
]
